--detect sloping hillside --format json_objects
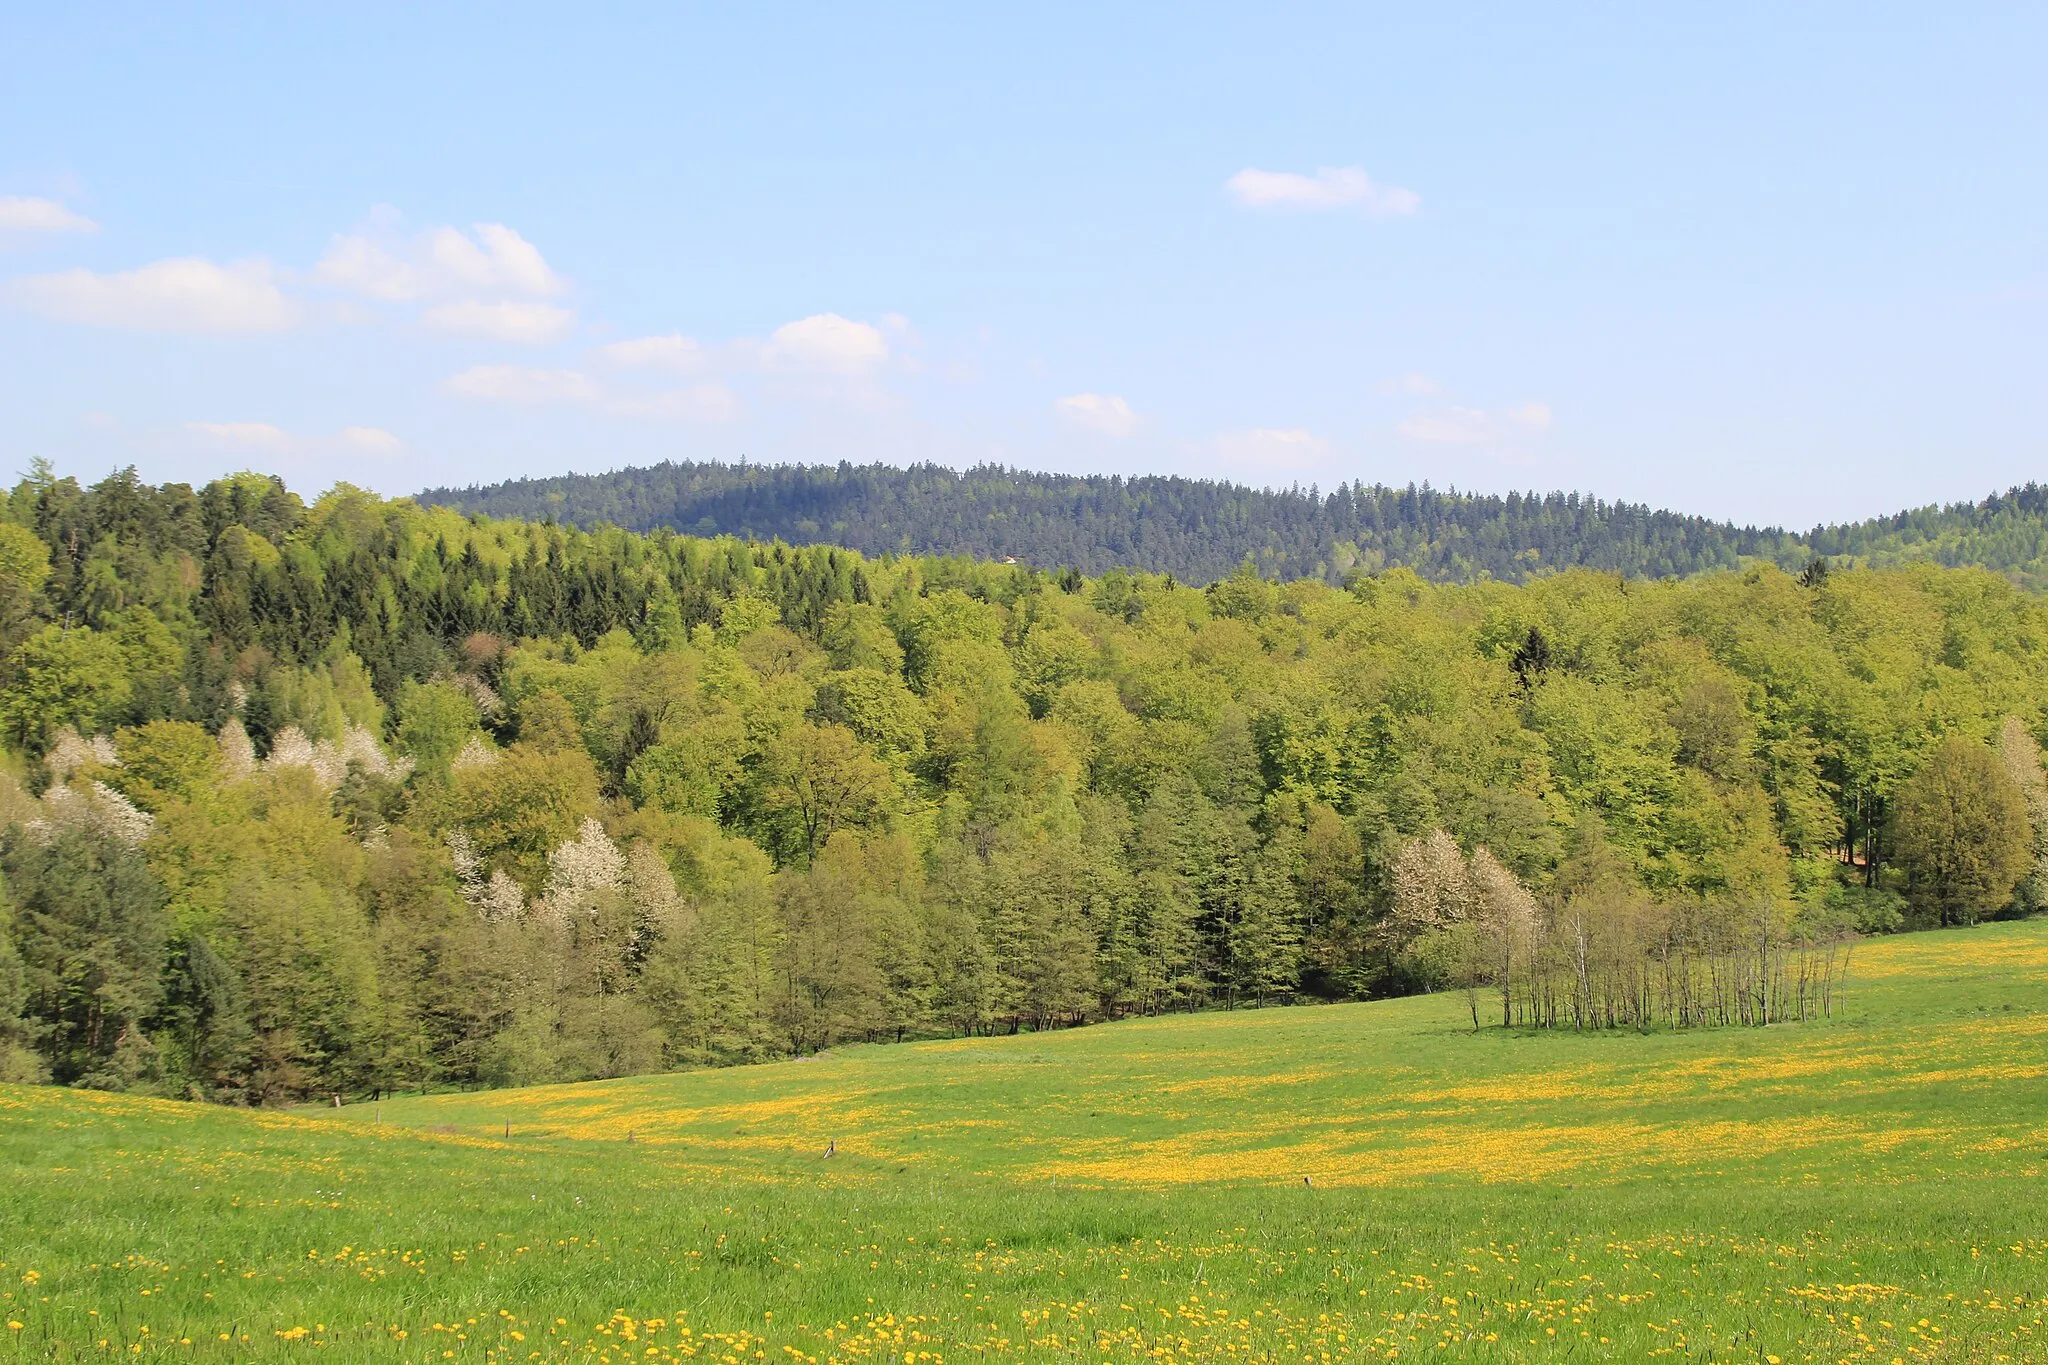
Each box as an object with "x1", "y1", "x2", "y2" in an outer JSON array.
[
  {"x1": 420, "y1": 460, "x2": 1805, "y2": 584},
  {"x1": 421, "y1": 459, "x2": 2048, "y2": 587},
  {"x1": 355, "y1": 918, "x2": 2048, "y2": 1188},
  {"x1": 2, "y1": 920, "x2": 2045, "y2": 1360}
]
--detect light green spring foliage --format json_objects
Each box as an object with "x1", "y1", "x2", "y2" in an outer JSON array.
[{"x1": 0, "y1": 480, "x2": 2045, "y2": 1101}]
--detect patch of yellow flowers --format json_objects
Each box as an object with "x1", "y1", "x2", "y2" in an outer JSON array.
[{"x1": 5, "y1": 1235, "x2": 2047, "y2": 1361}]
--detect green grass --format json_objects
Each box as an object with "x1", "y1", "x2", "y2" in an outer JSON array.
[{"x1": 4, "y1": 923, "x2": 2048, "y2": 1362}]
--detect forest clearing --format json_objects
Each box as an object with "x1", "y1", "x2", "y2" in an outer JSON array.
[{"x1": 4, "y1": 917, "x2": 2046, "y2": 1362}]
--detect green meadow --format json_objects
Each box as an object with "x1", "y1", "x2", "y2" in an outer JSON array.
[{"x1": 4, "y1": 920, "x2": 2047, "y2": 1363}]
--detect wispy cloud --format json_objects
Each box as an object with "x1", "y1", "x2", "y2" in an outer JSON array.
[
  {"x1": 12, "y1": 258, "x2": 298, "y2": 332},
  {"x1": 187, "y1": 420, "x2": 291, "y2": 447},
  {"x1": 443, "y1": 360, "x2": 737, "y2": 422},
  {"x1": 338, "y1": 426, "x2": 403, "y2": 453},
  {"x1": 185, "y1": 421, "x2": 406, "y2": 454},
  {"x1": 442, "y1": 365, "x2": 600, "y2": 403},
  {"x1": 589, "y1": 316, "x2": 899, "y2": 417},
  {"x1": 603, "y1": 314, "x2": 900, "y2": 380},
  {"x1": 1378, "y1": 371, "x2": 1446, "y2": 397},
  {"x1": 1055, "y1": 392, "x2": 1138, "y2": 437},
  {"x1": 312, "y1": 234, "x2": 414, "y2": 302},
  {"x1": 605, "y1": 384, "x2": 741, "y2": 422},
  {"x1": 1398, "y1": 403, "x2": 1552, "y2": 445},
  {"x1": 315, "y1": 220, "x2": 564, "y2": 301},
  {"x1": 1217, "y1": 427, "x2": 1330, "y2": 468},
  {"x1": 422, "y1": 299, "x2": 576, "y2": 344},
  {"x1": 595, "y1": 333, "x2": 708, "y2": 372},
  {"x1": 1225, "y1": 166, "x2": 1419, "y2": 215},
  {"x1": 0, "y1": 196, "x2": 98, "y2": 236}
]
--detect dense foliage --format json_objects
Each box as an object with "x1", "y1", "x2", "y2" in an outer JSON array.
[
  {"x1": 421, "y1": 459, "x2": 2048, "y2": 588},
  {"x1": 0, "y1": 463, "x2": 2042, "y2": 1101},
  {"x1": 421, "y1": 460, "x2": 1807, "y2": 584}
]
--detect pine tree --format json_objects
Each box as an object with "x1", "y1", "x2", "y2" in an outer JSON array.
[
  {"x1": 1225, "y1": 838, "x2": 1303, "y2": 1006},
  {"x1": 4, "y1": 825, "x2": 169, "y2": 1088}
]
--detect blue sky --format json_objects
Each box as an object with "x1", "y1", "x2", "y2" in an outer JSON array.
[{"x1": 1, "y1": 3, "x2": 2043, "y2": 528}]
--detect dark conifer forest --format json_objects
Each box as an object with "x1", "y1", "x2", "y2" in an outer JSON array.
[{"x1": 421, "y1": 459, "x2": 2048, "y2": 588}]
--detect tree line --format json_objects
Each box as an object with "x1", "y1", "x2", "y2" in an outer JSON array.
[
  {"x1": 421, "y1": 459, "x2": 2048, "y2": 589},
  {"x1": 0, "y1": 464, "x2": 2044, "y2": 1099}
]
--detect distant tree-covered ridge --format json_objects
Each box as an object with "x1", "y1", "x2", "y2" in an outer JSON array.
[
  {"x1": 1, "y1": 463, "x2": 2044, "y2": 1102},
  {"x1": 419, "y1": 460, "x2": 2048, "y2": 588}
]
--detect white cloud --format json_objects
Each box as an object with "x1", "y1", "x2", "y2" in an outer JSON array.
[
  {"x1": 427, "y1": 224, "x2": 562, "y2": 296},
  {"x1": 1054, "y1": 392, "x2": 1138, "y2": 437},
  {"x1": 338, "y1": 425, "x2": 403, "y2": 453},
  {"x1": 8, "y1": 212, "x2": 573, "y2": 342},
  {"x1": 0, "y1": 196, "x2": 98, "y2": 235},
  {"x1": 1399, "y1": 403, "x2": 1552, "y2": 445},
  {"x1": 1217, "y1": 427, "x2": 1330, "y2": 469},
  {"x1": 442, "y1": 365, "x2": 599, "y2": 403},
  {"x1": 1225, "y1": 166, "x2": 1419, "y2": 215},
  {"x1": 311, "y1": 235, "x2": 420, "y2": 301},
  {"x1": 315, "y1": 221, "x2": 564, "y2": 301},
  {"x1": 1398, "y1": 408, "x2": 1490, "y2": 444},
  {"x1": 595, "y1": 333, "x2": 707, "y2": 372},
  {"x1": 606, "y1": 383, "x2": 741, "y2": 423},
  {"x1": 185, "y1": 420, "x2": 408, "y2": 453},
  {"x1": 422, "y1": 300, "x2": 575, "y2": 343},
  {"x1": 604, "y1": 316, "x2": 901, "y2": 383},
  {"x1": 187, "y1": 421, "x2": 290, "y2": 448},
  {"x1": 11, "y1": 258, "x2": 298, "y2": 332},
  {"x1": 762, "y1": 313, "x2": 888, "y2": 372},
  {"x1": 442, "y1": 358, "x2": 742, "y2": 422}
]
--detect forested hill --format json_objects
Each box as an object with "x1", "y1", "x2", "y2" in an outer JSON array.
[
  {"x1": 420, "y1": 461, "x2": 1804, "y2": 584},
  {"x1": 418, "y1": 460, "x2": 2048, "y2": 587},
  {"x1": 1802, "y1": 483, "x2": 2048, "y2": 585}
]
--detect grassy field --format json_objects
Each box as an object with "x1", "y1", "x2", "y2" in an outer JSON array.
[{"x1": 4, "y1": 923, "x2": 2048, "y2": 1362}]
